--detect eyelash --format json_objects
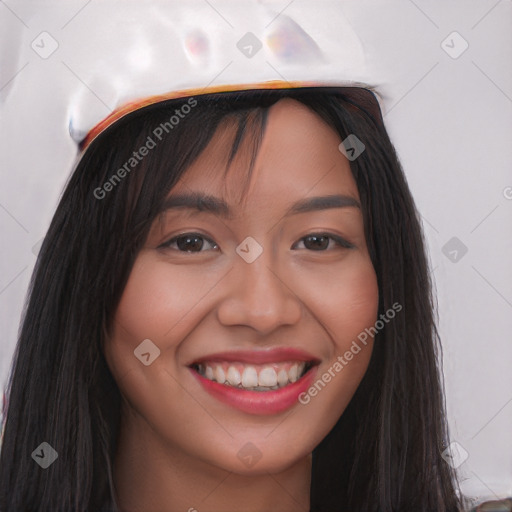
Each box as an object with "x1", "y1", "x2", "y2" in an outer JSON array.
[{"x1": 159, "y1": 232, "x2": 355, "y2": 253}]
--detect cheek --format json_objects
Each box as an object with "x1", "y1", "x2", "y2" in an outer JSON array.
[
  {"x1": 260, "y1": 256, "x2": 379, "y2": 455},
  {"x1": 333, "y1": 261, "x2": 379, "y2": 341},
  {"x1": 296, "y1": 261, "x2": 378, "y2": 416},
  {"x1": 111, "y1": 254, "x2": 221, "y2": 343},
  {"x1": 104, "y1": 254, "x2": 226, "y2": 388},
  {"x1": 292, "y1": 255, "x2": 379, "y2": 347},
  {"x1": 103, "y1": 254, "x2": 229, "y2": 426}
]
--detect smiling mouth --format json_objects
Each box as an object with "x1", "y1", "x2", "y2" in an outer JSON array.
[{"x1": 190, "y1": 361, "x2": 315, "y2": 392}]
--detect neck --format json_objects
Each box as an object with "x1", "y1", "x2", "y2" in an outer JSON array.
[{"x1": 112, "y1": 409, "x2": 312, "y2": 512}]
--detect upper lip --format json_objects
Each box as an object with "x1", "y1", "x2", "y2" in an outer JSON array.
[{"x1": 189, "y1": 347, "x2": 321, "y2": 366}]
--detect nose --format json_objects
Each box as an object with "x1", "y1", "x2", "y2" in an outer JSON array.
[{"x1": 216, "y1": 256, "x2": 302, "y2": 335}]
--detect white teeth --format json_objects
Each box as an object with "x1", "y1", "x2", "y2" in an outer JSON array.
[
  {"x1": 215, "y1": 366, "x2": 226, "y2": 384},
  {"x1": 241, "y1": 366, "x2": 258, "y2": 388},
  {"x1": 294, "y1": 363, "x2": 306, "y2": 382},
  {"x1": 258, "y1": 367, "x2": 278, "y2": 387},
  {"x1": 289, "y1": 364, "x2": 298, "y2": 383},
  {"x1": 277, "y1": 369, "x2": 289, "y2": 387},
  {"x1": 197, "y1": 361, "x2": 311, "y2": 390},
  {"x1": 226, "y1": 366, "x2": 241, "y2": 386}
]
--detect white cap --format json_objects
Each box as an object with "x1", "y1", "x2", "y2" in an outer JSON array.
[
  {"x1": 64, "y1": 0, "x2": 392, "y2": 147},
  {"x1": 1, "y1": 0, "x2": 394, "y2": 159}
]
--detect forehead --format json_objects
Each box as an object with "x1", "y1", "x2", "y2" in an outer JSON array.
[{"x1": 171, "y1": 98, "x2": 359, "y2": 207}]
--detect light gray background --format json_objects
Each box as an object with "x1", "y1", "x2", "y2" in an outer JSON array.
[{"x1": 1, "y1": 0, "x2": 511, "y2": 505}]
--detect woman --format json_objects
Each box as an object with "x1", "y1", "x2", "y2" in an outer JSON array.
[{"x1": 0, "y1": 86, "x2": 463, "y2": 511}]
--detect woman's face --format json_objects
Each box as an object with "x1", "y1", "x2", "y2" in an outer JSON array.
[{"x1": 105, "y1": 98, "x2": 379, "y2": 474}]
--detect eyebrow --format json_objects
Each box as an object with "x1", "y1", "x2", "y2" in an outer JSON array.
[{"x1": 159, "y1": 192, "x2": 360, "y2": 219}]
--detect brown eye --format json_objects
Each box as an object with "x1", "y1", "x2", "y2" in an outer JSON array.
[
  {"x1": 304, "y1": 235, "x2": 330, "y2": 250},
  {"x1": 160, "y1": 233, "x2": 218, "y2": 253},
  {"x1": 293, "y1": 233, "x2": 355, "y2": 251}
]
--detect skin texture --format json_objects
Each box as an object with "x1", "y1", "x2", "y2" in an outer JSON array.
[{"x1": 104, "y1": 99, "x2": 379, "y2": 512}]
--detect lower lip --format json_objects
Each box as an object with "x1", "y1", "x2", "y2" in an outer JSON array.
[{"x1": 190, "y1": 366, "x2": 318, "y2": 415}]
